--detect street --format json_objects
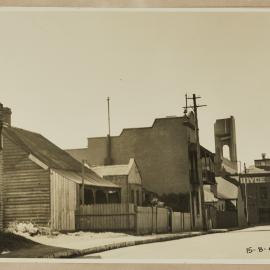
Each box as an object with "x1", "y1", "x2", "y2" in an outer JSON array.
[{"x1": 86, "y1": 226, "x2": 270, "y2": 259}]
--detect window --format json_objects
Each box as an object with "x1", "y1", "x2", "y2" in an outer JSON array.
[{"x1": 260, "y1": 186, "x2": 268, "y2": 200}]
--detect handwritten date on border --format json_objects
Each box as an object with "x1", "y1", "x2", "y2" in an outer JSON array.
[{"x1": 246, "y1": 247, "x2": 270, "y2": 254}]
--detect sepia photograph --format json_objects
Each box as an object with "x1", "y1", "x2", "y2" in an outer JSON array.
[{"x1": 0, "y1": 3, "x2": 270, "y2": 268}]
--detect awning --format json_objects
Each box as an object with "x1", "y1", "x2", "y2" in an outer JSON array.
[
  {"x1": 215, "y1": 176, "x2": 238, "y2": 200},
  {"x1": 52, "y1": 169, "x2": 120, "y2": 189}
]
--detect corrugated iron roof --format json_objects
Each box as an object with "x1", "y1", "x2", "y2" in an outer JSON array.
[
  {"x1": 3, "y1": 126, "x2": 119, "y2": 189},
  {"x1": 91, "y1": 158, "x2": 134, "y2": 177},
  {"x1": 53, "y1": 169, "x2": 119, "y2": 188}
]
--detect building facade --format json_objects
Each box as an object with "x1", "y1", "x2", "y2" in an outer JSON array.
[{"x1": 240, "y1": 155, "x2": 270, "y2": 225}]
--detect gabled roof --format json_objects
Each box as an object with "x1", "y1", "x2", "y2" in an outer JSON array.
[
  {"x1": 3, "y1": 126, "x2": 119, "y2": 188},
  {"x1": 91, "y1": 158, "x2": 135, "y2": 177},
  {"x1": 215, "y1": 176, "x2": 238, "y2": 200}
]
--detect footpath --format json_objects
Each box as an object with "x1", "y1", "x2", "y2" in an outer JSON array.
[{"x1": 0, "y1": 229, "x2": 230, "y2": 258}]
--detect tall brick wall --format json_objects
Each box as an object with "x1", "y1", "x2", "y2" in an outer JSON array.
[
  {"x1": 87, "y1": 117, "x2": 192, "y2": 196},
  {"x1": 66, "y1": 148, "x2": 89, "y2": 164}
]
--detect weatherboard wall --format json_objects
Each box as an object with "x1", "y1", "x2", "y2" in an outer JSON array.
[
  {"x1": 2, "y1": 135, "x2": 51, "y2": 227},
  {"x1": 50, "y1": 169, "x2": 77, "y2": 231}
]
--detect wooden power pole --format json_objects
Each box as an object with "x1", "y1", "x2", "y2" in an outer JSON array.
[
  {"x1": 107, "y1": 97, "x2": 111, "y2": 136},
  {"x1": 184, "y1": 93, "x2": 207, "y2": 230},
  {"x1": 81, "y1": 160, "x2": 85, "y2": 205}
]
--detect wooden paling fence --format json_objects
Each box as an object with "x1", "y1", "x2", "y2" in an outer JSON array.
[
  {"x1": 75, "y1": 204, "x2": 135, "y2": 231},
  {"x1": 171, "y1": 212, "x2": 192, "y2": 233},
  {"x1": 75, "y1": 203, "x2": 192, "y2": 234},
  {"x1": 135, "y1": 206, "x2": 169, "y2": 234}
]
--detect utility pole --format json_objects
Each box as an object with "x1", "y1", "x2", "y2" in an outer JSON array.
[
  {"x1": 244, "y1": 162, "x2": 249, "y2": 225},
  {"x1": 81, "y1": 160, "x2": 85, "y2": 205},
  {"x1": 184, "y1": 93, "x2": 188, "y2": 116},
  {"x1": 183, "y1": 93, "x2": 207, "y2": 230},
  {"x1": 107, "y1": 97, "x2": 111, "y2": 136},
  {"x1": 105, "y1": 97, "x2": 112, "y2": 165}
]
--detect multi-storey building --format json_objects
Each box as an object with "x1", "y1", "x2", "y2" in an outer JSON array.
[{"x1": 240, "y1": 154, "x2": 270, "y2": 225}]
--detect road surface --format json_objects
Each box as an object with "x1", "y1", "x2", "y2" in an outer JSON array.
[{"x1": 85, "y1": 226, "x2": 270, "y2": 259}]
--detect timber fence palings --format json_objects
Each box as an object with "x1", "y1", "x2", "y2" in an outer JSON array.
[
  {"x1": 75, "y1": 203, "x2": 191, "y2": 234},
  {"x1": 76, "y1": 204, "x2": 136, "y2": 232}
]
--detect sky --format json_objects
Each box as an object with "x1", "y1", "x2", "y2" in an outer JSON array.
[{"x1": 0, "y1": 10, "x2": 270, "y2": 166}]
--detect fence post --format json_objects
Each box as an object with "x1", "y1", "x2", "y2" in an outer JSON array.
[
  {"x1": 134, "y1": 205, "x2": 138, "y2": 235},
  {"x1": 183, "y1": 212, "x2": 185, "y2": 231},
  {"x1": 151, "y1": 206, "x2": 153, "y2": 234},
  {"x1": 156, "y1": 207, "x2": 158, "y2": 234}
]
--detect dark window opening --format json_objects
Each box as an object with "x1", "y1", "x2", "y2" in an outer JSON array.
[
  {"x1": 108, "y1": 190, "x2": 120, "y2": 203},
  {"x1": 96, "y1": 190, "x2": 107, "y2": 204},
  {"x1": 260, "y1": 186, "x2": 268, "y2": 200},
  {"x1": 84, "y1": 189, "x2": 94, "y2": 205},
  {"x1": 225, "y1": 200, "x2": 237, "y2": 211}
]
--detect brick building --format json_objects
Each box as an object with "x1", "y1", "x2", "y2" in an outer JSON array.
[{"x1": 240, "y1": 154, "x2": 270, "y2": 225}]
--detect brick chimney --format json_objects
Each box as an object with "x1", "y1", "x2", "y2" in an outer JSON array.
[{"x1": 0, "y1": 103, "x2": 12, "y2": 127}]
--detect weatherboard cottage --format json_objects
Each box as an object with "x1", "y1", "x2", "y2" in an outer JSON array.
[{"x1": 0, "y1": 104, "x2": 120, "y2": 231}]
